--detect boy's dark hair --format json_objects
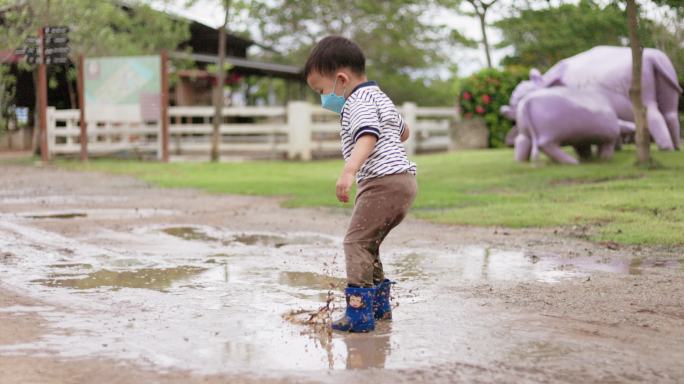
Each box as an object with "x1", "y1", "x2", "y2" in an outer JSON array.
[{"x1": 304, "y1": 36, "x2": 365, "y2": 78}]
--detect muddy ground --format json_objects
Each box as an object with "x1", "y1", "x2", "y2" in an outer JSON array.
[{"x1": 0, "y1": 160, "x2": 683, "y2": 384}]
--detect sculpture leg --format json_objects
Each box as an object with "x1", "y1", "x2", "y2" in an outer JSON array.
[
  {"x1": 654, "y1": 66, "x2": 681, "y2": 150},
  {"x1": 646, "y1": 104, "x2": 675, "y2": 150},
  {"x1": 598, "y1": 140, "x2": 616, "y2": 160},
  {"x1": 514, "y1": 134, "x2": 532, "y2": 162},
  {"x1": 573, "y1": 144, "x2": 593, "y2": 160},
  {"x1": 663, "y1": 110, "x2": 681, "y2": 150},
  {"x1": 539, "y1": 143, "x2": 579, "y2": 164}
]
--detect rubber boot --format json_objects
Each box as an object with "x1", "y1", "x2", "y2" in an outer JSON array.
[
  {"x1": 331, "y1": 286, "x2": 376, "y2": 333},
  {"x1": 373, "y1": 279, "x2": 394, "y2": 320}
]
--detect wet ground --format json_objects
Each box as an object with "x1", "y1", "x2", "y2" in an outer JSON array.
[{"x1": 1, "y1": 162, "x2": 683, "y2": 383}]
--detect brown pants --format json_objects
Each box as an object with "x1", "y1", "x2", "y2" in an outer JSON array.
[{"x1": 344, "y1": 172, "x2": 417, "y2": 286}]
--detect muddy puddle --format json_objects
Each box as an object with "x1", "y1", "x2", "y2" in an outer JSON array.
[{"x1": 0, "y1": 221, "x2": 680, "y2": 377}]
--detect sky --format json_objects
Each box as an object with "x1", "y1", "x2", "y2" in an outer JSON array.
[{"x1": 145, "y1": 0, "x2": 672, "y2": 77}]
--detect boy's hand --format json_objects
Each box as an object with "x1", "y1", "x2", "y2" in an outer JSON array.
[
  {"x1": 336, "y1": 170, "x2": 354, "y2": 203},
  {"x1": 336, "y1": 134, "x2": 377, "y2": 203}
]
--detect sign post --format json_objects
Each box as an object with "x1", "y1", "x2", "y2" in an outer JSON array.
[
  {"x1": 37, "y1": 27, "x2": 48, "y2": 162},
  {"x1": 16, "y1": 26, "x2": 71, "y2": 162}
]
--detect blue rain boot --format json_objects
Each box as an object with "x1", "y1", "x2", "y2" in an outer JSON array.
[
  {"x1": 373, "y1": 279, "x2": 394, "y2": 320},
  {"x1": 332, "y1": 286, "x2": 376, "y2": 333}
]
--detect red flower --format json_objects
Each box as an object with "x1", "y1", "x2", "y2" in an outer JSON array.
[
  {"x1": 462, "y1": 91, "x2": 472, "y2": 101},
  {"x1": 464, "y1": 112, "x2": 473, "y2": 119},
  {"x1": 475, "y1": 106, "x2": 485, "y2": 115},
  {"x1": 482, "y1": 94, "x2": 491, "y2": 104}
]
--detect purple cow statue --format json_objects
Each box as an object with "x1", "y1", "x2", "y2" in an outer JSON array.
[
  {"x1": 501, "y1": 46, "x2": 682, "y2": 163},
  {"x1": 502, "y1": 84, "x2": 623, "y2": 164}
]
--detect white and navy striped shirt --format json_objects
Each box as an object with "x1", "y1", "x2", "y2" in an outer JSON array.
[{"x1": 340, "y1": 81, "x2": 417, "y2": 183}]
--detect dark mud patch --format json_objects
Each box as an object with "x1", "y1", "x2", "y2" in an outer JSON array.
[
  {"x1": 25, "y1": 212, "x2": 88, "y2": 220},
  {"x1": 279, "y1": 271, "x2": 346, "y2": 291},
  {"x1": 32, "y1": 266, "x2": 206, "y2": 291},
  {"x1": 162, "y1": 227, "x2": 219, "y2": 242},
  {"x1": 0, "y1": 252, "x2": 18, "y2": 265},
  {"x1": 231, "y1": 233, "x2": 288, "y2": 247},
  {"x1": 47, "y1": 263, "x2": 93, "y2": 270}
]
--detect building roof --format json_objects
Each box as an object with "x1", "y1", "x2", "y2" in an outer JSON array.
[{"x1": 170, "y1": 52, "x2": 302, "y2": 81}]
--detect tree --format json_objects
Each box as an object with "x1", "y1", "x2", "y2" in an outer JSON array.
[
  {"x1": 626, "y1": 0, "x2": 650, "y2": 165},
  {"x1": 0, "y1": 0, "x2": 190, "y2": 155},
  {"x1": 469, "y1": 0, "x2": 499, "y2": 68},
  {"x1": 180, "y1": 0, "x2": 247, "y2": 162},
  {"x1": 211, "y1": 0, "x2": 230, "y2": 163},
  {"x1": 626, "y1": 0, "x2": 683, "y2": 166},
  {"x1": 0, "y1": 65, "x2": 17, "y2": 132},
  {"x1": 247, "y1": 0, "x2": 457, "y2": 105},
  {"x1": 0, "y1": 0, "x2": 190, "y2": 60},
  {"x1": 495, "y1": 0, "x2": 630, "y2": 70}
]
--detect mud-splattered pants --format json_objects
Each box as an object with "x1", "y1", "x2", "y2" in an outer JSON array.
[{"x1": 344, "y1": 172, "x2": 417, "y2": 287}]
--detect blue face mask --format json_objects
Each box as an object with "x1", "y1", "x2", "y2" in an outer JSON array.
[{"x1": 320, "y1": 78, "x2": 346, "y2": 114}]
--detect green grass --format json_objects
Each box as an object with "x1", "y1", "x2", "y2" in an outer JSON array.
[{"x1": 54, "y1": 146, "x2": 684, "y2": 246}]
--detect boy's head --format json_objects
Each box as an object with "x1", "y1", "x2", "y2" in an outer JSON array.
[{"x1": 304, "y1": 36, "x2": 366, "y2": 99}]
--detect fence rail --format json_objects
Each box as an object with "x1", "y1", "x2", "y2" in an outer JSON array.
[{"x1": 47, "y1": 102, "x2": 459, "y2": 160}]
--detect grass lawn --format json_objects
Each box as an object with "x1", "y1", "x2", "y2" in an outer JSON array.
[{"x1": 55, "y1": 146, "x2": 684, "y2": 246}]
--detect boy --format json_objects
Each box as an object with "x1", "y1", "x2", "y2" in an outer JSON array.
[{"x1": 304, "y1": 36, "x2": 417, "y2": 332}]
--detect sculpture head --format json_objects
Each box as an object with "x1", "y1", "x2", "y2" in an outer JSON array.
[{"x1": 500, "y1": 68, "x2": 547, "y2": 121}]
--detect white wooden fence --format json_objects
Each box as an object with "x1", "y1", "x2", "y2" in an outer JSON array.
[{"x1": 47, "y1": 102, "x2": 458, "y2": 160}]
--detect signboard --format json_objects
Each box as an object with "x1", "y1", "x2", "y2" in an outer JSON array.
[
  {"x1": 84, "y1": 56, "x2": 161, "y2": 122},
  {"x1": 14, "y1": 26, "x2": 71, "y2": 66},
  {"x1": 43, "y1": 26, "x2": 70, "y2": 64}
]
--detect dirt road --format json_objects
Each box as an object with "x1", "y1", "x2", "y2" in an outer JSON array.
[{"x1": 1, "y1": 162, "x2": 682, "y2": 383}]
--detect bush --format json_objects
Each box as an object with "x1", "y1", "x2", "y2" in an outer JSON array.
[{"x1": 459, "y1": 67, "x2": 527, "y2": 147}]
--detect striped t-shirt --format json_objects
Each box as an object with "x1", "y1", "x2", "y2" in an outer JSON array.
[{"x1": 340, "y1": 81, "x2": 417, "y2": 183}]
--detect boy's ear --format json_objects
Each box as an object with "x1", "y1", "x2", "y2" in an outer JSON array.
[{"x1": 336, "y1": 72, "x2": 350, "y2": 88}]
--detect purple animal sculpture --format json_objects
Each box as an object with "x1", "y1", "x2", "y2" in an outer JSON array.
[
  {"x1": 502, "y1": 86, "x2": 622, "y2": 164},
  {"x1": 504, "y1": 46, "x2": 681, "y2": 150}
]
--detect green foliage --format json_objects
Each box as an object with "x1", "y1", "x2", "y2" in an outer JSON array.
[
  {"x1": 0, "y1": 0, "x2": 191, "y2": 59},
  {"x1": 0, "y1": 66, "x2": 17, "y2": 132},
  {"x1": 495, "y1": 0, "x2": 630, "y2": 70},
  {"x1": 495, "y1": 0, "x2": 684, "y2": 130},
  {"x1": 57, "y1": 146, "x2": 684, "y2": 246},
  {"x1": 248, "y1": 0, "x2": 458, "y2": 105},
  {"x1": 0, "y1": 0, "x2": 192, "y2": 111},
  {"x1": 458, "y1": 67, "x2": 527, "y2": 147}
]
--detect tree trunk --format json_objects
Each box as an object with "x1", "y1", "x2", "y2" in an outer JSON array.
[
  {"x1": 626, "y1": 0, "x2": 650, "y2": 166},
  {"x1": 66, "y1": 67, "x2": 77, "y2": 109},
  {"x1": 478, "y1": 10, "x2": 492, "y2": 68},
  {"x1": 211, "y1": 3, "x2": 230, "y2": 162}
]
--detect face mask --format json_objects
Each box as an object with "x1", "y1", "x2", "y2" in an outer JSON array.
[{"x1": 320, "y1": 78, "x2": 346, "y2": 114}]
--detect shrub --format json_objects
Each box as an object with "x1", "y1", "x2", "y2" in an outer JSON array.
[{"x1": 459, "y1": 67, "x2": 527, "y2": 147}]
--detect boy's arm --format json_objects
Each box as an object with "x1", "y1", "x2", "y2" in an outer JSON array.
[
  {"x1": 336, "y1": 135, "x2": 378, "y2": 203},
  {"x1": 400, "y1": 123, "x2": 410, "y2": 142}
]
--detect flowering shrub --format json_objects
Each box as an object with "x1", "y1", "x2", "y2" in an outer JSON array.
[{"x1": 459, "y1": 67, "x2": 527, "y2": 147}]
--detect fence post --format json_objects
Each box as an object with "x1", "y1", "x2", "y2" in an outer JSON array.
[
  {"x1": 287, "y1": 101, "x2": 312, "y2": 160},
  {"x1": 46, "y1": 107, "x2": 56, "y2": 158},
  {"x1": 402, "y1": 102, "x2": 417, "y2": 155}
]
